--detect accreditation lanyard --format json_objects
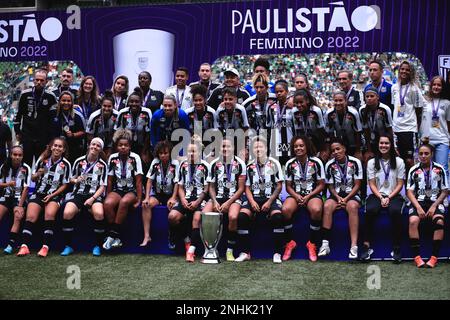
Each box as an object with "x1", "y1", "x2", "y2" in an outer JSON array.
[
  {"x1": 431, "y1": 98, "x2": 441, "y2": 119},
  {"x1": 336, "y1": 157, "x2": 348, "y2": 186},
  {"x1": 32, "y1": 88, "x2": 44, "y2": 119},
  {"x1": 297, "y1": 159, "x2": 308, "y2": 182},
  {"x1": 82, "y1": 158, "x2": 98, "y2": 176},
  {"x1": 176, "y1": 88, "x2": 185, "y2": 108},
  {"x1": 380, "y1": 159, "x2": 390, "y2": 185},
  {"x1": 399, "y1": 84, "x2": 410, "y2": 106}
]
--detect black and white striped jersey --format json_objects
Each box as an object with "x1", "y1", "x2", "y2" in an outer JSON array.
[
  {"x1": 185, "y1": 106, "x2": 217, "y2": 134},
  {"x1": 325, "y1": 156, "x2": 363, "y2": 195},
  {"x1": 407, "y1": 162, "x2": 448, "y2": 202},
  {"x1": 359, "y1": 102, "x2": 393, "y2": 146},
  {"x1": 86, "y1": 109, "x2": 118, "y2": 148},
  {"x1": 33, "y1": 157, "x2": 71, "y2": 195},
  {"x1": 146, "y1": 159, "x2": 179, "y2": 196},
  {"x1": 177, "y1": 160, "x2": 210, "y2": 199},
  {"x1": 215, "y1": 104, "x2": 250, "y2": 134},
  {"x1": 266, "y1": 102, "x2": 295, "y2": 158},
  {"x1": 284, "y1": 157, "x2": 325, "y2": 196},
  {"x1": 243, "y1": 93, "x2": 277, "y2": 132},
  {"x1": 0, "y1": 163, "x2": 31, "y2": 201},
  {"x1": 208, "y1": 156, "x2": 246, "y2": 199},
  {"x1": 325, "y1": 107, "x2": 362, "y2": 148},
  {"x1": 246, "y1": 157, "x2": 284, "y2": 198},
  {"x1": 71, "y1": 156, "x2": 108, "y2": 196},
  {"x1": 107, "y1": 152, "x2": 143, "y2": 192},
  {"x1": 114, "y1": 107, "x2": 152, "y2": 145}
]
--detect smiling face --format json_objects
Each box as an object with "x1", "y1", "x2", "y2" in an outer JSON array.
[
  {"x1": 83, "y1": 78, "x2": 94, "y2": 93},
  {"x1": 163, "y1": 98, "x2": 176, "y2": 117},
  {"x1": 223, "y1": 92, "x2": 237, "y2": 111},
  {"x1": 378, "y1": 136, "x2": 391, "y2": 156},
  {"x1": 51, "y1": 139, "x2": 66, "y2": 159},
  {"x1": 89, "y1": 140, "x2": 103, "y2": 157},
  {"x1": 127, "y1": 95, "x2": 141, "y2": 113},
  {"x1": 333, "y1": 94, "x2": 347, "y2": 113},
  {"x1": 293, "y1": 138, "x2": 307, "y2": 158},
  {"x1": 399, "y1": 63, "x2": 411, "y2": 84},
  {"x1": 193, "y1": 94, "x2": 206, "y2": 112},
  {"x1": 337, "y1": 72, "x2": 352, "y2": 90},
  {"x1": 224, "y1": 73, "x2": 240, "y2": 87},
  {"x1": 158, "y1": 148, "x2": 170, "y2": 164},
  {"x1": 431, "y1": 78, "x2": 443, "y2": 96},
  {"x1": 59, "y1": 93, "x2": 73, "y2": 112},
  {"x1": 294, "y1": 94, "x2": 309, "y2": 113},
  {"x1": 221, "y1": 139, "x2": 234, "y2": 160},
  {"x1": 253, "y1": 140, "x2": 267, "y2": 162},
  {"x1": 187, "y1": 144, "x2": 200, "y2": 163},
  {"x1": 114, "y1": 78, "x2": 126, "y2": 95},
  {"x1": 175, "y1": 70, "x2": 188, "y2": 88}
]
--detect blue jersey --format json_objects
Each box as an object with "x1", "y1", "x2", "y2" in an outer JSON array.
[
  {"x1": 244, "y1": 81, "x2": 275, "y2": 96},
  {"x1": 150, "y1": 109, "x2": 190, "y2": 146}
]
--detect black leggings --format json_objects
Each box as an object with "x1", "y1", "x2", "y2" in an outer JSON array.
[{"x1": 363, "y1": 194, "x2": 404, "y2": 247}]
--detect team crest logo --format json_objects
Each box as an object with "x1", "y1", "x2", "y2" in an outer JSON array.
[
  {"x1": 439, "y1": 55, "x2": 450, "y2": 82},
  {"x1": 135, "y1": 51, "x2": 149, "y2": 71}
]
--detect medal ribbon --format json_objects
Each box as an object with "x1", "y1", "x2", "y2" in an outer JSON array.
[
  {"x1": 336, "y1": 157, "x2": 348, "y2": 187},
  {"x1": 380, "y1": 159, "x2": 390, "y2": 186},
  {"x1": 399, "y1": 84, "x2": 410, "y2": 106},
  {"x1": 431, "y1": 98, "x2": 441, "y2": 119}
]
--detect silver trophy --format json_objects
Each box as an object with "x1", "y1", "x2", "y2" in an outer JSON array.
[{"x1": 200, "y1": 212, "x2": 223, "y2": 264}]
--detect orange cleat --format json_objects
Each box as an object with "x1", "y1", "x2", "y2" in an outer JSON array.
[
  {"x1": 306, "y1": 241, "x2": 318, "y2": 262},
  {"x1": 414, "y1": 255, "x2": 425, "y2": 268},
  {"x1": 186, "y1": 251, "x2": 195, "y2": 263},
  {"x1": 17, "y1": 245, "x2": 30, "y2": 257},
  {"x1": 37, "y1": 245, "x2": 49, "y2": 258},
  {"x1": 426, "y1": 256, "x2": 438, "y2": 268},
  {"x1": 282, "y1": 240, "x2": 297, "y2": 261}
]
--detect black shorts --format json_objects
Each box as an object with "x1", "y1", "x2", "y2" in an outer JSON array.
[
  {"x1": 407, "y1": 200, "x2": 446, "y2": 217},
  {"x1": 286, "y1": 194, "x2": 322, "y2": 205},
  {"x1": 66, "y1": 193, "x2": 103, "y2": 210},
  {"x1": 242, "y1": 197, "x2": 282, "y2": 213},
  {"x1": 172, "y1": 197, "x2": 205, "y2": 215},
  {"x1": 28, "y1": 193, "x2": 64, "y2": 208},
  {"x1": 213, "y1": 197, "x2": 243, "y2": 206},
  {"x1": 329, "y1": 191, "x2": 361, "y2": 205},
  {"x1": 394, "y1": 131, "x2": 416, "y2": 159},
  {"x1": 111, "y1": 189, "x2": 137, "y2": 198},
  {"x1": 151, "y1": 193, "x2": 171, "y2": 206},
  {"x1": 0, "y1": 197, "x2": 22, "y2": 212}
]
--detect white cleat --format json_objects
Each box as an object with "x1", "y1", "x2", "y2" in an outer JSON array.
[
  {"x1": 234, "y1": 252, "x2": 251, "y2": 262},
  {"x1": 318, "y1": 240, "x2": 330, "y2": 257},
  {"x1": 273, "y1": 253, "x2": 282, "y2": 264}
]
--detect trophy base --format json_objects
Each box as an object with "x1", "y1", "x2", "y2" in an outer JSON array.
[{"x1": 201, "y1": 257, "x2": 221, "y2": 264}]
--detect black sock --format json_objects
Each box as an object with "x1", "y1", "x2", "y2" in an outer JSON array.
[
  {"x1": 284, "y1": 218, "x2": 294, "y2": 244},
  {"x1": 93, "y1": 219, "x2": 105, "y2": 247},
  {"x1": 271, "y1": 213, "x2": 285, "y2": 255},
  {"x1": 310, "y1": 220, "x2": 321, "y2": 246},
  {"x1": 21, "y1": 221, "x2": 35, "y2": 247},
  {"x1": 409, "y1": 238, "x2": 420, "y2": 257},
  {"x1": 109, "y1": 223, "x2": 120, "y2": 239},
  {"x1": 191, "y1": 228, "x2": 201, "y2": 252},
  {"x1": 62, "y1": 219, "x2": 75, "y2": 247},
  {"x1": 432, "y1": 240, "x2": 442, "y2": 257},
  {"x1": 169, "y1": 222, "x2": 180, "y2": 243},
  {"x1": 43, "y1": 220, "x2": 55, "y2": 247},
  {"x1": 227, "y1": 230, "x2": 237, "y2": 250},
  {"x1": 8, "y1": 231, "x2": 19, "y2": 247},
  {"x1": 321, "y1": 227, "x2": 331, "y2": 242}
]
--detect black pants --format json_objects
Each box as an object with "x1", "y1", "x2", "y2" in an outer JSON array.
[
  {"x1": 363, "y1": 194, "x2": 404, "y2": 247},
  {"x1": 23, "y1": 138, "x2": 47, "y2": 166}
]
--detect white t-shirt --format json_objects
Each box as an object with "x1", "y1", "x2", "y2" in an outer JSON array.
[
  {"x1": 367, "y1": 156, "x2": 405, "y2": 196},
  {"x1": 392, "y1": 82, "x2": 424, "y2": 132},
  {"x1": 165, "y1": 85, "x2": 192, "y2": 111},
  {"x1": 420, "y1": 98, "x2": 450, "y2": 146}
]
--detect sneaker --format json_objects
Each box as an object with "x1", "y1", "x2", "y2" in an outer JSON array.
[
  {"x1": 306, "y1": 241, "x2": 317, "y2": 262},
  {"x1": 226, "y1": 249, "x2": 235, "y2": 261},
  {"x1": 3, "y1": 245, "x2": 13, "y2": 254},
  {"x1": 426, "y1": 256, "x2": 438, "y2": 268},
  {"x1": 111, "y1": 238, "x2": 123, "y2": 248},
  {"x1": 186, "y1": 251, "x2": 195, "y2": 263},
  {"x1": 360, "y1": 245, "x2": 373, "y2": 261},
  {"x1": 235, "y1": 252, "x2": 251, "y2": 262},
  {"x1": 103, "y1": 236, "x2": 114, "y2": 250},
  {"x1": 318, "y1": 241, "x2": 330, "y2": 257},
  {"x1": 414, "y1": 255, "x2": 425, "y2": 268},
  {"x1": 17, "y1": 244, "x2": 30, "y2": 257},
  {"x1": 391, "y1": 249, "x2": 402, "y2": 264},
  {"x1": 348, "y1": 246, "x2": 358, "y2": 260},
  {"x1": 60, "y1": 246, "x2": 74, "y2": 256},
  {"x1": 92, "y1": 246, "x2": 101, "y2": 257},
  {"x1": 37, "y1": 245, "x2": 49, "y2": 257},
  {"x1": 273, "y1": 253, "x2": 282, "y2": 264},
  {"x1": 282, "y1": 240, "x2": 297, "y2": 261}
]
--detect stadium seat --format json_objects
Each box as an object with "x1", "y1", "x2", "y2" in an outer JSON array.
[{"x1": 0, "y1": 204, "x2": 448, "y2": 260}]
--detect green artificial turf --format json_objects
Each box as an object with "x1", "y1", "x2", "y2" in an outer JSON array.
[{"x1": 0, "y1": 254, "x2": 448, "y2": 300}]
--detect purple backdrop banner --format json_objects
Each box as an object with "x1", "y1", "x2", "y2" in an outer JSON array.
[{"x1": 0, "y1": 0, "x2": 449, "y2": 90}]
